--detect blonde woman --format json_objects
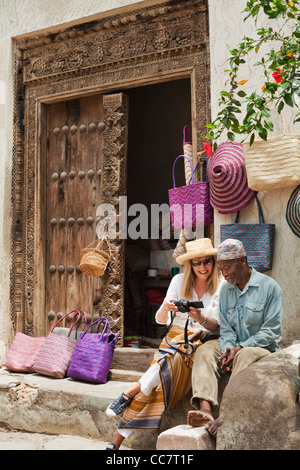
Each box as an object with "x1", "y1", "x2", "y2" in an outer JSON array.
[{"x1": 105, "y1": 238, "x2": 225, "y2": 450}]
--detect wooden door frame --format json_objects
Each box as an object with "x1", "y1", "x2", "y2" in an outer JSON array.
[{"x1": 11, "y1": 0, "x2": 211, "y2": 340}]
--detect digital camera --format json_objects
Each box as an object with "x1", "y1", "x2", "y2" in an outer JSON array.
[{"x1": 173, "y1": 299, "x2": 204, "y2": 313}]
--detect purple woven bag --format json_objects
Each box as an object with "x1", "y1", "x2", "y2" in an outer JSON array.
[
  {"x1": 168, "y1": 155, "x2": 214, "y2": 229},
  {"x1": 67, "y1": 317, "x2": 118, "y2": 384}
]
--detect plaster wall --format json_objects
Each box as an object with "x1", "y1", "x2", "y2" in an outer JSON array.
[
  {"x1": 0, "y1": 0, "x2": 299, "y2": 360},
  {"x1": 208, "y1": 0, "x2": 300, "y2": 346}
]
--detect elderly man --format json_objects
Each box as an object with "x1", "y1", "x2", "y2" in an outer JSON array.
[{"x1": 187, "y1": 238, "x2": 282, "y2": 437}]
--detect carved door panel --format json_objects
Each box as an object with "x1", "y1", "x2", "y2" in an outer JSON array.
[{"x1": 46, "y1": 93, "x2": 128, "y2": 334}]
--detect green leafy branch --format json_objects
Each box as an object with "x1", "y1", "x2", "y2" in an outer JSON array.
[{"x1": 206, "y1": 0, "x2": 300, "y2": 149}]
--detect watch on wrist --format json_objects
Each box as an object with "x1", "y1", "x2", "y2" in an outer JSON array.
[{"x1": 200, "y1": 316, "x2": 208, "y2": 326}]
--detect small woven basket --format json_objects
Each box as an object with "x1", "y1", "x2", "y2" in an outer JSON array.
[{"x1": 80, "y1": 238, "x2": 111, "y2": 277}]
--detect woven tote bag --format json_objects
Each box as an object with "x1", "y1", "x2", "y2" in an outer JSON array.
[
  {"x1": 220, "y1": 197, "x2": 275, "y2": 272},
  {"x1": 67, "y1": 317, "x2": 118, "y2": 384},
  {"x1": 169, "y1": 155, "x2": 213, "y2": 230},
  {"x1": 243, "y1": 134, "x2": 300, "y2": 191},
  {"x1": 32, "y1": 310, "x2": 86, "y2": 379},
  {"x1": 3, "y1": 333, "x2": 47, "y2": 373}
]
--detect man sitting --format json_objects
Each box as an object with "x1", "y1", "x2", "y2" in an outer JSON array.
[{"x1": 187, "y1": 238, "x2": 282, "y2": 437}]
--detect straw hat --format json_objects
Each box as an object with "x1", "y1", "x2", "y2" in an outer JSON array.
[
  {"x1": 286, "y1": 184, "x2": 300, "y2": 238},
  {"x1": 176, "y1": 238, "x2": 217, "y2": 264},
  {"x1": 207, "y1": 142, "x2": 257, "y2": 214}
]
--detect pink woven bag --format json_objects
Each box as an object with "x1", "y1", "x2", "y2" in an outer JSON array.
[
  {"x1": 168, "y1": 155, "x2": 213, "y2": 230},
  {"x1": 3, "y1": 333, "x2": 47, "y2": 373},
  {"x1": 32, "y1": 310, "x2": 87, "y2": 379}
]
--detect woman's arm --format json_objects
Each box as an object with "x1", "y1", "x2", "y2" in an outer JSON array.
[
  {"x1": 156, "y1": 300, "x2": 178, "y2": 324},
  {"x1": 155, "y1": 274, "x2": 182, "y2": 325}
]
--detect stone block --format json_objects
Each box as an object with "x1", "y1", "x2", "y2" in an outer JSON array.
[{"x1": 156, "y1": 425, "x2": 216, "y2": 450}]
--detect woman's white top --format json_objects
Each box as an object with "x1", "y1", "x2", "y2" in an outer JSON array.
[{"x1": 155, "y1": 273, "x2": 226, "y2": 334}]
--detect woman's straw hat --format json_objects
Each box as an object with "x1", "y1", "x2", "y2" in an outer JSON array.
[{"x1": 176, "y1": 238, "x2": 217, "y2": 264}]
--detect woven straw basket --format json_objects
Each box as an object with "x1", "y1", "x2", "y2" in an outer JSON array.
[
  {"x1": 80, "y1": 238, "x2": 111, "y2": 277},
  {"x1": 243, "y1": 134, "x2": 300, "y2": 191}
]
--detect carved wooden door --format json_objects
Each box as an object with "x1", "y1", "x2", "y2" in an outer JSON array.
[{"x1": 46, "y1": 93, "x2": 128, "y2": 337}]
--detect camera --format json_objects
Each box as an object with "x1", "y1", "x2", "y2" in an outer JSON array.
[{"x1": 173, "y1": 299, "x2": 204, "y2": 313}]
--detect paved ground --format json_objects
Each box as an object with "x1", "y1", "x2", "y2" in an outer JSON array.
[{"x1": 0, "y1": 427, "x2": 131, "y2": 450}]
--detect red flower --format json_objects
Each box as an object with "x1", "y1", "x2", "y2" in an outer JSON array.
[
  {"x1": 204, "y1": 141, "x2": 214, "y2": 157},
  {"x1": 272, "y1": 68, "x2": 283, "y2": 84}
]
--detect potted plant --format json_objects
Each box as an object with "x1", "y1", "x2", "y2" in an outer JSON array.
[{"x1": 205, "y1": 0, "x2": 300, "y2": 191}]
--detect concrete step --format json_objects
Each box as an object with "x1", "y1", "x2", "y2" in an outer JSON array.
[
  {"x1": 0, "y1": 361, "x2": 192, "y2": 450},
  {"x1": 0, "y1": 426, "x2": 125, "y2": 450},
  {"x1": 111, "y1": 347, "x2": 156, "y2": 372}
]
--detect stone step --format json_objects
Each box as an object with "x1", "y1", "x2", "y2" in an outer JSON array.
[
  {"x1": 108, "y1": 368, "x2": 143, "y2": 382},
  {"x1": 0, "y1": 366, "x2": 191, "y2": 450},
  {"x1": 111, "y1": 347, "x2": 155, "y2": 372}
]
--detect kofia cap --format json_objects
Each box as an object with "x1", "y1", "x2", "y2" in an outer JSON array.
[{"x1": 217, "y1": 238, "x2": 247, "y2": 260}]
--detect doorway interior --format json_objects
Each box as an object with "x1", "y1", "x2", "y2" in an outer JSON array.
[{"x1": 123, "y1": 78, "x2": 192, "y2": 344}]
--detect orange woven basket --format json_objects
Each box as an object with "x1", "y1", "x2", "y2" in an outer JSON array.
[{"x1": 80, "y1": 238, "x2": 111, "y2": 277}]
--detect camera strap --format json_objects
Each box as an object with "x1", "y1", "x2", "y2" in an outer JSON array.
[{"x1": 164, "y1": 312, "x2": 194, "y2": 357}]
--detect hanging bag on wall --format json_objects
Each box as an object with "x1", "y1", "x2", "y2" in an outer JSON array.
[
  {"x1": 168, "y1": 155, "x2": 213, "y2": 230},
  {"x1": 243, "y1": 114, "x2": 300, "y2": 191},
  {"x1": 243, "y1": 134, "x2": 300, "y2": 191},
  {"x1": 67, "y1": 317, "x2": 118, "y2": 384},
  {"x1": 3, "y1": 333, "x2": 47, "y2": 373},
  {"x1": 220, "y1": 196, "x2": 275, "y2": 272},
  {"x1": 32, "y1": 310, "x2": 87, "y2": 379}
]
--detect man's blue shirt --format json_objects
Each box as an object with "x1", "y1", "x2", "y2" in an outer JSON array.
[{"x1": 219, "y1": 268, "x2": 282, "y2": 353}]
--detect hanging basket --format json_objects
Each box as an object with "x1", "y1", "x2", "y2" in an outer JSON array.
[
  {"x1": 243, "y1": 134, "x2": 300, "y2": 191},
  {"x1": 80, "y1": 238, "x2": 111, "y2": 277}
]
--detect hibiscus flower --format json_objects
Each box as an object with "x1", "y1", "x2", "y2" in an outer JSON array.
[
  {"x1": 272, "y1": 68, "x2": 283, "y2": 84},
  {"x1": 204, "y1": 141, "x2": 214, "y2": 157}
]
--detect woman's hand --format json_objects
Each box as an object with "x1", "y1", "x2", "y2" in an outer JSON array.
[
  {"x1": 188, "y1": 307, "x2": 219, "y2": 332},
  {"x1": 156, "y1": 299, "x2": 178, "y2": 324},
  {"x1": 188, "y1": 307, "x2": 204, "y2": 324}
]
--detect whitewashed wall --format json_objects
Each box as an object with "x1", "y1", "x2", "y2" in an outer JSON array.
[
  {"x1": 208, "y1": 0, "x2": 300, "y2": 346},
  {"x1": 0, "y1": 0, "x2": 299, "y2": 360}
]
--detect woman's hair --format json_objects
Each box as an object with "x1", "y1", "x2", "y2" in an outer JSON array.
[{"x1": 180, "y1": 256, "x2": 220, "y2": 299}]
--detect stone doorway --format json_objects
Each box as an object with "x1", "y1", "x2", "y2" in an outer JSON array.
[{"x1": 11, "y1": 0, "x2": 211, "y2": 344}]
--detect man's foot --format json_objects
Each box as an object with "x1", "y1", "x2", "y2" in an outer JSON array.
[
  {"x1": 187, "y1": 410, "x2": 214, "y2": 427},
  {"x1": 205, "y1": 418, "x2": 219, "y2": 437}
]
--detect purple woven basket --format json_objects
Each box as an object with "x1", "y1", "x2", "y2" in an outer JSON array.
[{"x1": 67, "y1": 317, "x2": 118, "y2": 384}]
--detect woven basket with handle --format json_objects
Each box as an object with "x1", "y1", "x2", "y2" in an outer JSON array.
[{"x1": 80, "y1": 237, "x2": 111, "y2": 277}]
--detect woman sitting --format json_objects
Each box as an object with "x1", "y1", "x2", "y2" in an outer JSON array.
[{"x1": 105, "y1": 238, "x2": 225, "y2": 450}]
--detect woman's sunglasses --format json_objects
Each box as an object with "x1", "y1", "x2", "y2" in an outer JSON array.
[{"x1": 191, "y1": 258, "x2": 213, "y2": 267}]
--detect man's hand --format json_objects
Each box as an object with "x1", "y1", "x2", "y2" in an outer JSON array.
[{"x1": 219, "y1": 345, "x2": 242, "y2": 374}]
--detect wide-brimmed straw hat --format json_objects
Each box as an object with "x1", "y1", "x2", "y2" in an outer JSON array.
[
  {"x1": 207, "y1": 142, "x2": 257, "y2": 214},
  {"x1": 176, "y1": 238, "x2": 217, "y2": 264},
  {"x1": 286, "y1": 184, "x2": 300, "y2": 238}
]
